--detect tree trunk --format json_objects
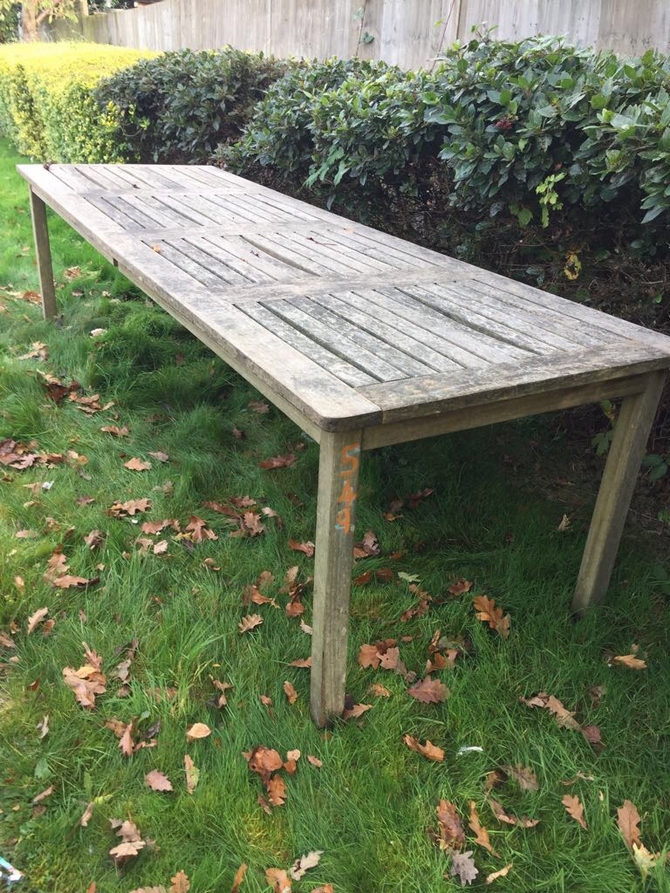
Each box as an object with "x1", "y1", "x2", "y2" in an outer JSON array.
[{"x1": 21, "y1": 2, "x2": 39, "y2": 40}]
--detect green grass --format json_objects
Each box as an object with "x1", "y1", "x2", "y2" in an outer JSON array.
[{"x1": 1, "y1": 137, "x2": 669, "y2": 893}]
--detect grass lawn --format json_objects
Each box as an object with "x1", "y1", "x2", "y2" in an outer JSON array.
[{"x1": 1, "y1": 137, "x2": 669, "y2": 893}]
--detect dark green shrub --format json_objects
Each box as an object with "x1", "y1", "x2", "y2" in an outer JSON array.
[{"x1": 95, "y1": 47, "x2": 288, "y2": 164}]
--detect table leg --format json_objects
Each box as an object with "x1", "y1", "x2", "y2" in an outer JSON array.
[
  {"x1": 572, "y1": 370, "x2": 667, "y2": 613},
  {"x1": 310, "y1": 429, "x2": 362, "y2": 727},
  {"x1": 28, "y1": 187, "x2": 57, "y2": 319}
]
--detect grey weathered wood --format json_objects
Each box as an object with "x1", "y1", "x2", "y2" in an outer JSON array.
[
  {"x1": 359, "y1": 344, "x2": 670, "y2": 421},
  {"x1": 28, "y1": 187, "x2": 57, "y2": 319},
  {"x1": 311, "y1": 428, "x2": 363, "y2": 726},
  {"x1": 17, "y1": 162, "x2": 670, "y2": 726},
  {"x1": 362, "y1": 373, "x2": 652, "y2": 450},
  {"x1": 572, "y1": 370, "x2": 668, "y2": 613}
]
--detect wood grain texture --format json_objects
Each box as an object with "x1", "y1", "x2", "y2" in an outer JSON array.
[
  {"x1": 310, "y1": 429, "x2": 363, "y2": 726},
  {"x1": 28, "y1": 188, "x2": 57, "y2": 320},
  {"x1": 572, "y1": 370, "x2": 668, "y2": 613}
]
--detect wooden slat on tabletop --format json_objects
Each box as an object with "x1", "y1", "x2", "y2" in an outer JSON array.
[
  {"x1": 370, "y1": 286, "x2": 532, "y2": 363},
  {"x1": 291, "y1": 295, "x2": 438, "y2": 378},
  {"x1": 260, "y1": 299, "x2": 409, "y2": 382},
  {"x1": 238, "y1": 302, "x2": 377, "y2": 388},
  {"x1": 188, "y1": 235, "x2": 314, "y2": 284},
  {"x1": 313, "y1": 292, "x2": 464, "y2": 374},
  {"x1": 420, "y1": 281, "x2": 586, "y2": 351}
]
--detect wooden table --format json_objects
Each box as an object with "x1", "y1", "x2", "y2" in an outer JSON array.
[{"x1": 19, "y1": 163, "x2": 670, "y2": 726}]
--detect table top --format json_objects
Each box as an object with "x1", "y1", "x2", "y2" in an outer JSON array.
[{"x1": 19, "y1": 163, "x2": 670, "y2": 432}]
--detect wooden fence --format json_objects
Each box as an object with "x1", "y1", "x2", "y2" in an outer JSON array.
[{"x1": 57, "y1": 0, "x2": 670, "y2": 65}]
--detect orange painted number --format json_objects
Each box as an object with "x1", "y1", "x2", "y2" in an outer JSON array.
[{"x1": 335, "y1": 442, "x2": 360, "y2": 534}]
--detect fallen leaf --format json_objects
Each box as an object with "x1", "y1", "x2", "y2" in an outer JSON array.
[
  {"x1": 80, "y1": 802, "x2": 94, "y2": 827},
  {"x1": 632, "y1": 842, "x2": 660, "y2": 879},
  {"x1": 119, "y1": 722, "x2": 135, "y2": 757},
  {"x1": 520, "y1": 691, "x2": 581, "y2": 732},
  {"x1": 617, "y1": 799, "x2": 641, "y2": 851},
  {"x1": 267, "y1": 774, "x2": 287, "y2": 807},
  {"x1": 170, "y1": 870, "x2": 190, "y2": 893},
  {"x1": 265, "y1": 868, "x2": 291, "y2": 893},
  {"x1": 259, "y1": 454, "x2": 296, "y2": 470},
  {"x1": 562, "y1": 794, "x2": 587, "y2": 830},
  {"x1": 148, "y1": 451, "x2": 169, "y2": 463},
  {"x1": 101, "y1": 425, "x2": 129, "y2": 437},
  {"x1": 249, "y1": 400, "x2": 270, "y2": 413},
  {"x1": 290, "y1": 657, "x2": 311, "y2": 668},
  {"x1": 288, "y1": 539, "x2": 315, "y2": 557},
  {"x1": 436, "y1": 799, "x2": 465, "y2": 849},
  {"x1": 32, "y1": 785, "x2": 54, "y2": 805},
  {"x1": 244, "y1": 746, "x2": 284, "y2": 784},
  {"x1": 450, "y1": 850, "x2": 479, "y2": 886},
  {"x1": 611, "y1": 654, "x2": 647, "y2": 670},
  {"x1": 238, "y1": 613, "x2": 263, "y2": 634},
  {"x1": 184, "y1": 755, "x2": 199, "y2": 794},
  {"x1": 342, "y1": 703, "x2": 373, "y2": 720},
  {"x1": 307, "y1": 755, "x2": 323, "y2": 768},
  {"x1": 353, "y1": 529, "x2": 380, "y2": 558},
  {"x1": 109, "y1": 818, "x2": 146, "y2": 865},
  {"x1": 283, "y1": 681, "x2": 299, "y2": 704},
  {"x1": 489, "y1": 799, "x2": 539, "y2": 828},
  {"x1": 468, "y1": 801, "x2": 499, "y2": 856},
  {"x1": 473, "y1": 595, "x2": 510, "y2": 638},
  {"x1": 408, "y1": 676, "x2": 449, "y2": 704},
  {"x1": 486, "y1": 863, "x2": 513, "y2": 883},
  {"x1": 186, "y1": 722, "x2": 211, "y2": 743},
  {"x1": 284, "y1": 749, "x2": 301, "y2": 774},
  {"x1": 290, "y1": 850, "x2": 323, "y2": 880},
  {"x1": 145, "y1": 769, "x2": 173, "y2": 792},
  {"x1": 503, "y1": 764, "x2": 539, "y2": 792},
  {"x1": 109, "y1": 498, "x2": 152, "y2": 517},
  {"x1": 36, "y1": 714, "x2": 49, "y2": 739},
  {"x1": 368, "y1": 683, "x2": 391, "y2": 698},
  {"x1": 27, "y1": 607, "x2": 49, "y2": 634},
  {"x1": 358, "y1": 643, "x2": 381, "y2": 669},
  {"x1": 62, "y1": 662, "x2": 106, "y2": 709},
  {"x1": 230, "y1": 863, "x2": 247, "y2": 893},
  {"x1": 124, "y1": 457, "x2": 152, "y2": 472},
  {"x1": 403, "y1": 735, "x2": 444, "y2": 762}
]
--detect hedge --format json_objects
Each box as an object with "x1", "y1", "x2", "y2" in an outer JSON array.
[
  {"x1": 0, "y1": 42, "x2": 153, "y2": 162},
  {"x1": 93, "y1": 48, "x2": 289, "y2": 164}
]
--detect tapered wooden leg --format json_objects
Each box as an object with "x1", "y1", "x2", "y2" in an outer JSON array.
[
  {"x1": 310, "y1": 429, "x2": 363, "y2": 726},
  {"x1": 572, "y1": 370, "x2": 667, "y2": 613},
  {"x1": 28, "y1": 187, "x2": 57, "y2": 319}
]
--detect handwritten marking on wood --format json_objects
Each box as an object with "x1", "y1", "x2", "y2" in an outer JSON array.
[{"x1": 335, "y1": 443, "x2": 360, "y2": 534}]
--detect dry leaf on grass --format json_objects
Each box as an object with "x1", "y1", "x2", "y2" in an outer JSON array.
[
  {"x1": 307, "y1": 755, "x2": 323, "y2": 768},
  {"x1": 230, "y1": 863, "x2": 247, "y2": 892},
  {"x1": 62, "y1": 661, "x2": 106, "y2": 709},
  {"x1": 184, "y1": 755, "x2": 199, "y2": 794},
  {"x1": 408, "y1": 676, "x2": 449, "y2": 704},
  {"x1": 170, "y1": 870, "x2": 190, "y2": 893},
  {"x1": 503, "y1": 764, "x2": 539, "y2": 792},
  {"x1": 403, "y1": 735, "x2": 444, "y2": 762},
  {"x1": 289, "y1": 850, "x2": 323, "y2": 880},
  {"x1": 265, "y1": 868, "x2": 292, "y2": 893},
  {"x1": 436, "y1": 799, "x2": 465, "y2": 850},
  {"x1": 283, "y1": 681, "x2": 299, "y2": 704},
  {"x1": 145, "y1": 770, "x2": 173, "y2": 792},
  {"x1": 124, "y1": 457, "x2": 152, "y2": 472},
  {"x1": 449, "y1": 850, "x2": 479, "y2": 886},
  {"x1": 617, "y1": 799, "x2": 641, "y2": 850},
  {"x1": 486, "y1": 864, "x2": 513, "y2": 884},
  {"x1": 489, "y1": 799, "x2": 539, "y2": 828},
  {"x1": 27, "y1": 607, "x2": 49, "y2": 634},
  {"x1": 368, "y1": 683, "x2": 391, "y2": 698},
  {"x1": 468, "y1": 801, "x2": 499, "y2": 857},
  {"x1": 259, "y1": 453, "x2": 296, "y2": 470},
  {"x1": 519, "y1": 691, "x2": 581, "y2": 732},
  {"x1": 186, "y1": 722, "x2": 211, "y2": 743},
  {"x1": 109, "y1": 818, "x2": 146, "y2": 865},
  {"x1": 238, "y1": 614, "x2": 263, "y2": 634},
  {"x1": 342, "y1": 703, "x2": 373, "y2": 720},
  {"x1": 473, "y1": 595, "x2": 510, "y2": 638},
  {"x1": 288, "y1": 539, "x2": 315, "y2": 557},
  {"x1": 562, "y1": 794, "x2": 587, "y2": 830},
  {"x1": 611, "y1": 653, "x2": 647, "y2": 670}
]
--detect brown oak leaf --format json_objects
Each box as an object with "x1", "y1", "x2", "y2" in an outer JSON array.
[
  {"x1": 145, "y1": 769, "x2": 173, "y2": 792},
  {"x1": 473, "y1": 595, "x2": 510, "y2": 638},
  {"x1": 468, "y1": 801, "x2": 499, "y2": 857},
  {"x1": 436, "y1": 799, "x2": 465, "y2": 850},
  {"x1": 403, "y1": 735, "x2": 444, "y2": 762},
  {"x1": 562, "y1": 794, "x2": 587, "y2": 830},
  {"x1": 408, "y1": 675, "x2": 449, "y2": 704}
]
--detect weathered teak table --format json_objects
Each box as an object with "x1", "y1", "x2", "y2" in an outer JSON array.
[{"x1": 19, "y1": 163, "x2": 670, "y2": 725}]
